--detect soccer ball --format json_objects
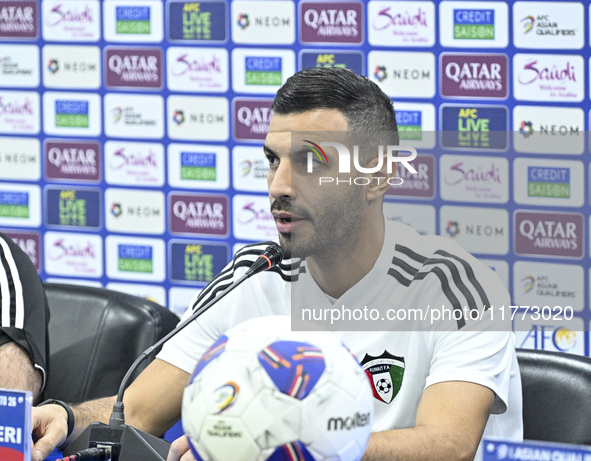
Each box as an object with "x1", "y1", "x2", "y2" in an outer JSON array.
[{"x1": 182, "y1": 316, "x2": 374, "y2": 461}]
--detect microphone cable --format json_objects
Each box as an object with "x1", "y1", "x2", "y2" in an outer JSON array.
[{"x1": 56, "y1": 447, "x2": 111, "y2": 461}]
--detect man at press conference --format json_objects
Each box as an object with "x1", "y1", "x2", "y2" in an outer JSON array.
[{"x1": 31, "y1": 68, "x2": 522, "y2": 461}]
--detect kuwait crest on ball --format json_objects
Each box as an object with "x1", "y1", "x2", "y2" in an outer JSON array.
[{"x1": 360, "y1": 351, "x2": 405, "y2": 404}]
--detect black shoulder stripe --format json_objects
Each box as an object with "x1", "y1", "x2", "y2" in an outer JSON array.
[
  {"x1": 423, "y1": 258, "x2": 477, "y2": 314},
  {"x1": 395, "y1": 244, "x2": 427, "y2": 264},
  {"x1": 387, "y1": 268, "x2": 412, "y2": 287},
  {"x1": 416, "y1": 267, "x2": 466, "y2": 329},
  {"x1": 391, "y1": 256, "x2": 419, "y2": 277},
  {"x1": 190, "y1": 243, "x2": 294, "y2": 313},
  {"x1": 434, "y1": 249, "x2": 491, "y2": 310}
]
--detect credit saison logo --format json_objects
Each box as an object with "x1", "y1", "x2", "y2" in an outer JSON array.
[
  {"x1": 118, "y1": 244, "x2": 153, "y2": 273},
  {"x1": 55, "y1": 100, "x2": 89, "y2": 128},
  {"x1": 395, "y1": 110, "x2": 421, "y2": 140},
  {"x1": 180, "y1": 152, "x2": 216, "y2": 181},
  {"x1": 245, "y1": 56, "x2": 282, "y2": 85},
  {"x1": 0, "y1": 191, "x2": 28, "y2": 218},
  {"x1": 520, "y1": 15, "x2": 576, "y2": 36},
  {"x1": 453, "y1": 9, "x2": 494, "y2": 40},
  {"x1": 115, "y1": 6, "x2": 150, "y2": 34},
  {"x1": 527, "y1": 167, "x2": 570, "y2": 199},
  {"x1": 327, "y1": 412, "x2": 371, "y2": 431},
  {"x1": 302, "y1": 140, "x2": 417, "y2": 186}
]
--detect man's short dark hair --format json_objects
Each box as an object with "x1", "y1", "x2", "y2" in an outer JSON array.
[{"x1": 272, "y1": 67, "x2": 399, "y2": 147}]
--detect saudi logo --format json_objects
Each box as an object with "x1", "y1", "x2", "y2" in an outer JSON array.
[
  {"x1": 521, "y1": 15, "x2": 535, "y2": 34},
  {"x1": 361, "y1": 351, "x2": 404, "y2": 404},
  {"x1": 303, "y1": 140, "x2": 328, "y2": 167},
  {"x1": 519, "y1": 120, "x2": 533, "y2": 138}
]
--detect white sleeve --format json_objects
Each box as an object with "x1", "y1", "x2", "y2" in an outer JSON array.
[{"x1": 419, "y1": 257, "x2": 516, "y2": 414}]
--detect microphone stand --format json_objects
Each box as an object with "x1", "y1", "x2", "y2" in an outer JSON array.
[{"x1": 63, "y1": 246, "x2": 283, "y2": 461}]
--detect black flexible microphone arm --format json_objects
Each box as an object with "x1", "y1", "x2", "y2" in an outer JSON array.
[{"x1": 109, "y1": 244, "x2": 284, "y2": 427}]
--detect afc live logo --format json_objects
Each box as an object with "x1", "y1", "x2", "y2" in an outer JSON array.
[{"x1": 440, "y1": 105, "x2": 508, "y2": 150}]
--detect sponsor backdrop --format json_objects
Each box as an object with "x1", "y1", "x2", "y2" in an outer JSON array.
[{"x1": 0, "y1": 0, "x2": 591, "y2": 359}]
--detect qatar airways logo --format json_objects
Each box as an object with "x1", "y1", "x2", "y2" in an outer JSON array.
[
  {"x1": 108, "y1": 148, "x2": 158, "y2": 170},
  {"x1": 302, "y1": 140, "x2": 417, "y2": 186},
  {"x1": 45, "y1": 3, "x2": 94, "y2": 26}
]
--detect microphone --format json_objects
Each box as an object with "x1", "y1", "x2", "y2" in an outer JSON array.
[{"x1": 63, "y1": 245, "x2": 284, "y2": 461}]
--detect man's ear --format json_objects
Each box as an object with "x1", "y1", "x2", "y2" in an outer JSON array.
[{"x1": 365, "y1": 155, "x2": 397, "y2": 201}]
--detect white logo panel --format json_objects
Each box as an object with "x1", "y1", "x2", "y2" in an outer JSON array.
[
  {"x1": 383, "y1": 202, "x2": 435, "y2": 236},
  {"x1": 0, "y1": 90, "x2": 40, "y2": 135},
  {"x1": 513, "y1": 2, "x2": 584, "y2": 50},
  {"x1": 440, "y1": 205, "x2": 509, "y2": 255},
  {"x1": 0, "y1": 44, "x2": 39, "y2": 87},
  {"x1": 231, "y1": 1, "x2": 295, "y2": 44},
  {"x1": 512, "y1": 106, "x2": 584, "y2": 155},
  {"x1": 167, "y1": 95, "x2": 229, "y2": 141},
  {"x1": 104, "y1": 93, "x2": 164, "y2": 139},
  {"x1": 440, "y1": 1, "x2": 508, "y2": 48},
  {"x1": 513, "y1": 158, "x2": 584, "y2": 208},
  {"x1": 167, "y1": 47, "x2": 228, "y2": 93},
  {"x1": 105, "y1": 235, "x2": 165, "y2": 282},
  {"x1": 232, "y1": 194, "x2": 277, "y2": 241},
  {"x1": 232, "y1": 146, "x2": 268, "y2": 193},
  {"x1": 368, "y1": 51, "x2": 435, "y2": 98},
  {"x1": 42, "y1": 0, "x2": 101, "y2": 42},
  {"x1": 514, "y1": 261, "x2": 584, "y2": 312},
  {"x1": 0, "y1": 137, "x2": 40, "y2": 181},
  {"x1": 231, "y1": 48, "x2": 295, "y2": 95},
  {"x1": 513, "y1": 54, "x2": 584, "y2": 102},
  {"x1": 44, "y1": 231, "x2": 103, "y2": 278},
  {"x1": 43, "y1": 91, "x2": 101, "y2": 137},
  {"x1": 440, "y1": 155, "x2": 509, "y2": 204},
  {"x1": 104, "y1": 141, "x2": 164, "y2": 187},
  {"x1": 168, "y1": 143, "x2": 229, "y2": 190},
  {"x1": 368, "y1": 1, "x2": 435, "y2": 47},
  {"x1": 42, "y1": 45, "x2": 101, "y2": 89},
  {"x1": 105, "y1": 188, "x2": 165, "y2": 234}
]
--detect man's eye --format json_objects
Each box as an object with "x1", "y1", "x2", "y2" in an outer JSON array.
[{"x1": 266, "y1": 156, "x2": 279, "y2": 166}]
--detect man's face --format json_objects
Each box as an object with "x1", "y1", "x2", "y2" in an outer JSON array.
[{"x1": 264, "y1": 109, "x2": 366, "y2": 259}]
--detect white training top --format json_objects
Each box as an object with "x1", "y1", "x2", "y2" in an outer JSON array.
[{"x1": 158, "y1": 220, "x2": 523, "y2": 443}]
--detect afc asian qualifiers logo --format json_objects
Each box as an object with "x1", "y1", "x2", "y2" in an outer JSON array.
[{"x1": 360, "y1": 351, "x2": 404, "y2": 404}]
